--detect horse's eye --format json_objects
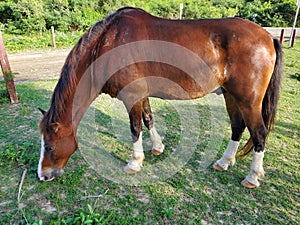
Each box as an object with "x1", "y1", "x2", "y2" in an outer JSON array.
[{"x1": 45, "y1": 146, "x2": 55, "y2": 152}]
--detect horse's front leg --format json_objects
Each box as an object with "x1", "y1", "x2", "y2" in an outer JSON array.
[{"x1": 123, "y1": 101, "x2": 145, "y2": 174}]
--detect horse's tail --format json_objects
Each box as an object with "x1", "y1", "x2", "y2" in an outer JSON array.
[{"x1": 237, "y1": 38, "x2": 283, "y2": 158}]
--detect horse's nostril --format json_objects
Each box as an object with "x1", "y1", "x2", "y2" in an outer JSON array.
[
  {"x1": 39, "y1": 175, "x2": 52, "y2": 182},
  {"x1": 38, "y1": 169, "x2": 64, "y2": 182}
]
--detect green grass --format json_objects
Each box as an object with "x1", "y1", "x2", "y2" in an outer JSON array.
[
  {"x1": 2, "y1": 31, "x2": 83, "y2": 53},
  {"x1": 0, "y1": 41, "x2": 299, "y2": 224}
]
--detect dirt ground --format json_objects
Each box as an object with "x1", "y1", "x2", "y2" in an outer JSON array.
[{"x1": 4, "y1": 49, "x2": 71, "y2": 83}]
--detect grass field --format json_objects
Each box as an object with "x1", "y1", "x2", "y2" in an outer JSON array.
[{"x1": 0, "y1": 41, "x2": 299, "y2": 224}]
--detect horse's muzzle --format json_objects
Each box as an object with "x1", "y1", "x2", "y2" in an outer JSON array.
[{"x1": 39, "y1": 168, "x2": 64, "y2": 182}]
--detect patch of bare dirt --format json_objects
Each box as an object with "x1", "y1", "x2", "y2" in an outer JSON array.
[{"x1": 5, "y1": 49, "x2": 71, "y2": 83}]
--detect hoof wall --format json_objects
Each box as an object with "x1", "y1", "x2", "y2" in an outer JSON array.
[
  {"x1": 241, "y1": 179, "x2": 257, "y2": 189},
  {"x1": 213, "y1": 162, "x2": 226, "y2": 172},
  {"x1": 151, "y1": 149, "x2": 162, "y2": 156},
  {"x1": 123, "y1": 165, "x2": 139, "y2": 174}
]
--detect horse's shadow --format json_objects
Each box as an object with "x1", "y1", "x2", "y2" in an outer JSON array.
[{"x1": 77, "y1": 95, "x2": 229, "y2": 184}]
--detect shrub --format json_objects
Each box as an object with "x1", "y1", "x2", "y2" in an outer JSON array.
[{"x1": 0, "y1": 0, "x2": 298, "y2": 35}]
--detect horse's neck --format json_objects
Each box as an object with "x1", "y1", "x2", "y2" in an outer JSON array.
[
  {"x1": 70, "y1": 67, "x2": 100, "y2": 133},
  {"x1": 60, "y1": 38, "x2": 104, "y2": 133}
]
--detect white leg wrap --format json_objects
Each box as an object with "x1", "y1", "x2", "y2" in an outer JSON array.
[
  {"x1": 216, "y1": 140, "x2": 240, "y2": 170},
  {"x1": 150, "y1": 127, "x2": 164, "y2": 153},
  {"x1": 127, "y1": 132, "x2": 144, "y2": 172},
  {"x1": 245, "y1": 151, "x2": 265, "y2": 187}
]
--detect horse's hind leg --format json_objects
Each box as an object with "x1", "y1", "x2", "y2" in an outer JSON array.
[
  {"x1": 142, "y1": 98, "x2": 164, "y2": 156},
  {"x1": 239, "y1": 105, "x2": 267, "y2": 188},
  {"x1": 213, "y1": 92, "x2": 246, "y2": 171},
  {"x1": 123, "y1": 100, "x2": 145, "y2": 174}
]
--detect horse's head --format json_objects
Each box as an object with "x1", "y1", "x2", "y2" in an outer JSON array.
[{"x1": 38, "y1": 109, "x2": 77, "y2": 181}]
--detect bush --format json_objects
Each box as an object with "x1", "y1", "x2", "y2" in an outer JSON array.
[
  {"x1": 0, "y1": 0, "x2": 46, "y2": 34},
  {"x1": 237, "y1": 0, "x2": 299, "y2": 27}
]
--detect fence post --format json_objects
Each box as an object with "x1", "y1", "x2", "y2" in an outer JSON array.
[
  {"x1": 51, "y1": 26, "x2": 56, "y2": 49},
  {"x1": 0, "y1": 31, "x2": 19, "y2": 104},
  {"x1": 289, "y1": 1, "x2": 300, "y2": 46},
  {"x1": 179, "y1": 3, "x2": 183, "y2": 20},
  {"x1": 291, "y1": 29, "x2": 296, "y2": 48},
  {"x1": 280, "y1": 29, "x2": 284, "y2": 44}
]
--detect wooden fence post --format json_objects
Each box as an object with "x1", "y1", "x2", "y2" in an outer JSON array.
[
  {"x1": 280, "y1": 29, "x2": 284, "y2": 44},
  {"x1": 51, "y1": 26, "x2": 56, "y2": 49},
  {"x1": 0, "y1": 31, "x2": 19, "y2": 104},
  {"x1": 291, "y1": 29, "x2": 296, "y2": 48}
]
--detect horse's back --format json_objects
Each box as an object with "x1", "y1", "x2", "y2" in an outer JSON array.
[
  {"x1": 113, "y1": 7, "x2": 272, "y2": 44},
  {"x1": 111, "y1": 7, "x2": 275, "y2": 69},
  {"x1": 101, "y1": 8, "x2": 277, "y2": 100}
]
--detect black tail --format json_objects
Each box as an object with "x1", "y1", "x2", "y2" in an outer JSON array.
[
  {"x1": 262, "y1": 38, "x2": 282, "y2": 131},
  {"x1": 238, "y1": 38, "x2": 283, "y2": 158}
]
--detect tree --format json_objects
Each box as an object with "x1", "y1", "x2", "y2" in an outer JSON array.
[
  {"x1": 237, "y1": 0, "x2": 298, "y2": 27},
  {"x1": 0, "y1": 0, "x2": 46, "y2": 34}
]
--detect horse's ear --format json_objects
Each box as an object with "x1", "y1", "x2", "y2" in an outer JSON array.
[{"x1": 38, "y1": 108, "x2": 46, "y2": 115}]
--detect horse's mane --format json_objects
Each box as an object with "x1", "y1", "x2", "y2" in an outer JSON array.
[{"x1": 42, "y1": 7, "x2": 145, "y2": 129}]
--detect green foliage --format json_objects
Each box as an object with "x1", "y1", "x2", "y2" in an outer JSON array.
[
  {"x1": 237, "y1": 0, "x2": 298, "y2": 27},
  {"x1": 0, "y1": 141, "x2": 38, "y2": 172},
  {"x1": 0, "y1": 0, "x2": 46, "y2": 34},
  {"x1": 14, "y1": 204, "x2": 105, "y2": 224},
  {"x1": 2, "y1": 31, "x2": 83, "y2": 52},
  {"x1": 62, "y1": 204, "x2": 105, "y2": 224},
  {"x1": 0, "y1": 81, "x2": 10, "y2": 103},
  {"x1": 291, "y1": 73, "x2": 300, "y2": 81},
  {"x1": 184, "y1": 0, "x2": 239, "y2": 19},
  {"x1": 0, "y1": 0, "x2": 298, "y2": 35}
]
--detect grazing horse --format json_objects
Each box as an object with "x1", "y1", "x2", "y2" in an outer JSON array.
[{"x1": 38, "y1": 7, "x2": 282, "y2": 188}]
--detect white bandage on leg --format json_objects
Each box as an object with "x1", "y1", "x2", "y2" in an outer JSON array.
[
  {"x1": 216, "y1": 140, "x2": 240, "y2": 170},
  {"x1": 127, "y1": 132, "x2": 144, "y2": 172},
  {"x1": 150, "y1": 127, "x2": 164, "y2": 153},
  {"x1": 245, "y1": 151, "x2": 265, "y2": 187}
]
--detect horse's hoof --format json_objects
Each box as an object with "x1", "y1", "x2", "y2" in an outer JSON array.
[
  {"x1": 151, "y1": 149, "x2": 162, "y2": 156},
  {"x1": 213, "y1": 162, "x2": 225, "y2": 171},
  {"x1": 241, "y1": 179, "x2": 258, "y2": 189},
  {"x1": 123, "y1": 165, "x2": 139, "y2": 174}
]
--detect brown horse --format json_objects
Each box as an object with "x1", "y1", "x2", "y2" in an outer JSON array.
[{"x1": 38, "y1": 7, "x2": 282, "y2": 188}]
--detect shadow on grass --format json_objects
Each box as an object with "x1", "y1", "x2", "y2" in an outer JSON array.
[
  {"x1": 78, "y1": 95, "x2": 230, "y2": 186},
  {"x1": 275, "y1": 120, "x2": 300, "y2": 139},
  {"x1": 290, "y1": 73, "x2": 300, "y2": 81}
]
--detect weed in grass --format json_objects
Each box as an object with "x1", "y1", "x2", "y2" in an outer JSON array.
[
  {"x1": 0, "y1": 142, "x2": 37, "y2": 172},
  {"x1": 290, "y1": 72, "x2": 300, "y2": 81},
  {"x1": 0, "y1": 81, "x2": 10, "y2": 104},
  {"x1": 62, "y1": 204, "x2": 105, "y2": 224},
  {"x1": 161, "y1": 206, "x2": 176, "y2": 219}
]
